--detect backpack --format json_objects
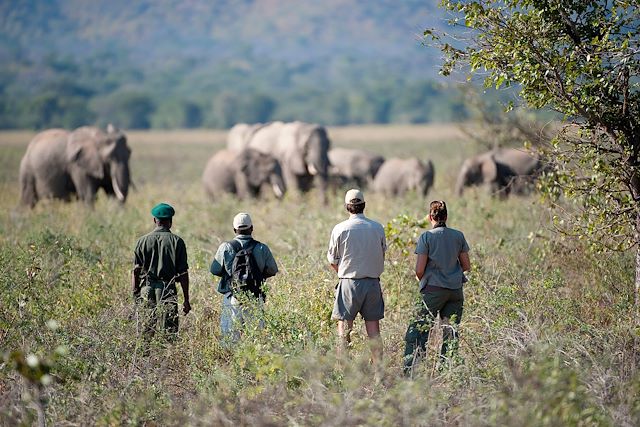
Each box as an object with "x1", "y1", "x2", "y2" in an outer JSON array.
[{"x1": 228, "y1": 239, "x2": 264, "y2": 298}]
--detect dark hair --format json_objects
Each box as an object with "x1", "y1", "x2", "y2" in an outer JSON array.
[
  {"x1": 155, "y1": 218, "x2": 172, "y2": 228},
  {"x1": 234, "y1": 226, "x2": 253, "y2": 235},
  {"x1": 429, "y1": 200, "x2": 447, "y2": 222},
  {"x1": 346, "y1": 202, "x2": 365, "y2": 214}
]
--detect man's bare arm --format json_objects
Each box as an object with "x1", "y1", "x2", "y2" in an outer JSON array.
[
  {"x1": 177, "y1": 272, "x2": 191, "y2": 315},
  {"x1": 459, "y1": 252, "x2": 471, "y2": 272},
  {"x1": 132, "y1": 265, "x2": 142, "y2": 299}
]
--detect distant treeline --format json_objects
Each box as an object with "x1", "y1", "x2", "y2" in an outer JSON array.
[{"x1": 0, "y1": 53, "x2": 469, "y2": 130}]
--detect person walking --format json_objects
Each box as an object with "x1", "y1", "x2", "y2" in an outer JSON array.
[
  {"x1": 132, "y1": 202, "x2": 191, "y2": 339},
  {"x1": 403, "y1": 200, "x2": 471, "y2": 375},
  {"x1": 210, "y1": 212, "x2": 278, "y2": 341},
  {"x1": 327, "y1": 189, "x2": 386, "y2": 364}
]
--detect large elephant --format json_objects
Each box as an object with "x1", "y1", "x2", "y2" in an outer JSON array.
[
  {"x1": 19, "y1": 125, "x2": 131, "y2": 207},
  {"x1": 455, "y1": 147, "x2": 541, "y2": 197},
  {"x1": 372, "y1": 157, "x2": 435, "y2": 197},
  {"x1": 228, "y1": 121, "x2": 331, "y2": 202},
  {"x1": 202, "y1": 148, "x2": 286, "y2": 200},
  {"x1": 328, "y1": 148, "x2": 385, "y2": 188},
  {"x1": 227, "y1": 122, "x2": 270, "y2": 152}
]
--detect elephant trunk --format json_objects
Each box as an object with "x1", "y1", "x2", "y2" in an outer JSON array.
[
  {"x1": 455, "y1": 167, "x2": 467, "y2": 196},
  {"x1": 455, "y1": 180, "x2": 464, "y2": 197},
  {"x1": 423, "y1": 160, "x2": 435, "y2": 197},
  {"x1": 306, "y1": 128, "x2": 330, "y2": 178}
]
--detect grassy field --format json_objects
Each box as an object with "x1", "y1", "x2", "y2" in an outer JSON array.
[{"x1": 1, "y1": 125, "x2": 638, "y2": 426}]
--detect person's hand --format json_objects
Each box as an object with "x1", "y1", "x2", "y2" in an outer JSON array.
[{"x1": 183, "y1": 300, "x2": 191, "y2": 315}]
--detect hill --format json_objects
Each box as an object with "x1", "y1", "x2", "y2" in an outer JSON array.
[{"x1": 0, "y1": 0, "x2": 469, "y2": 129}]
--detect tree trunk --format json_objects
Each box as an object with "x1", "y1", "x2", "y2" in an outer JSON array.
[
  {"x1": 636, "y1": 210, "x2": 640, "y2": 324},
  {"x1": 634, "y1": 210, "x2": 640, "y2": 368}
]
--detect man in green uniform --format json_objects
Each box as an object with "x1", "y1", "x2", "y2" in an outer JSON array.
[{"x1": 132, "y1": 202, "x2": 191, "y2": 338}]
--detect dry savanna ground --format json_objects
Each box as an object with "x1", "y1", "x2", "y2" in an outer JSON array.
[{"x1": 0, "y1": 124, "x2": 638, "y2": 426}]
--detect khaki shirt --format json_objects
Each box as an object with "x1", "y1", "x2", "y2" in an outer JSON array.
[
  {"x1": 134, "y1": 226, "x2": 189, "y2": 283},
  {"x1": 327, "y1": 213, "x2": 386, "y2": 279}
]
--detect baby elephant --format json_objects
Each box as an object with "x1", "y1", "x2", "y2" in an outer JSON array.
[
  {"x1": 372, "y1": 157, "x2": 435, "y2": 197},
  {"x1": 456, "y1": 147, "x2": 542, "y2": 197},
  {"x1": 328, "y1": 147, "x2": 385, "y2": 189},
  {"x1": 202, "y1": 148, "x2": 286, "y2": 200}
]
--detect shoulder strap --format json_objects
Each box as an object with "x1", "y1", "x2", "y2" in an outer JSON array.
[
  {"x1": 246, "y1": 239, "x2": 258, "y2": 251},
  {"x1": 228, "y1": 239, "x2": 242, "y2": 253}
]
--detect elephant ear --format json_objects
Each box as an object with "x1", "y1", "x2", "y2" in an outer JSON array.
[
  {"x1": 66, "y1": 127, "x2": 105, "y2": 179},
  {"x1": 282, "y1": 122, "x2": 308, "y2": 175},
  {"x1": 481, "y1": 155, "x2": 498, "y2": 182}
]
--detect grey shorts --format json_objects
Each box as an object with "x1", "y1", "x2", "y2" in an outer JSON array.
[{"x1": 332, "y1": 278, "x2": 384, "y2": 321}]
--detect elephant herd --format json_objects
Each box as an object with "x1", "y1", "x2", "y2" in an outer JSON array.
[
  {"x1": 18, "y1": 122, "x2": 544, "y2": 208},
  {"x1": 206, "y1": 121, "x2": 440, "y2": 201}
]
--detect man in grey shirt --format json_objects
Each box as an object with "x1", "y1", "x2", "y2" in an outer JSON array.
[
  {"x1": 403, "y1": 200, "x2": 471, "y2": 375},
  {"x1": 327, "y1": 189, "x2": 386, "y2": 364},
  {"x1": 210, "y1": 212, "x2": 278, "y2": 342}
]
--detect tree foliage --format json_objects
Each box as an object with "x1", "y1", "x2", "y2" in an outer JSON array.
[
  {"x1": 0, "y1": 0, "x2": 474, "y2": 130},
  {"x1": 431, "y1": 0, "x2": 640, "y2": 254},
  {"x1": 0, "y1": 55, "x2": 471, "y2": 130}
]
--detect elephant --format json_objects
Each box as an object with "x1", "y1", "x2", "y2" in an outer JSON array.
[
  {"x1": 328, "y1": 148, "x2": 385, "y2": 189},
  {"x1": 202, "y1": 148, "x2": 286, "y2": 200},
  {"x1": 227, "y1": 122, "x2": 270, "y2": 152},
  {"x1": 372, "y1": 157, "x2": 435, "y2": 197},
  {"x1": 19, "y1": 125, "x2": 131, "y2": 207},
  {"x1": 455, "y1": 147, "x2": 542, "y2": 197},
  {"x1": 228, "y1": 121, "x2": 331, "y2": 202}
]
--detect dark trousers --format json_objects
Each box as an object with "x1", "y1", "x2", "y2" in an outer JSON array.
[
  {"x1": 403, "y1": 286, "x2": 464, "y2": 373},
  {"x1": 140, "y1": 281, "x2": 179, "y2": 337}
]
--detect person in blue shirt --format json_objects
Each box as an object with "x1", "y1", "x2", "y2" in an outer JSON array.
[
  {"x1": 403, "y1": 200, "x2": 471, "y2": 375},
  {"x1": 210, "y1": 212, "x2": 278, "y2": 341}
]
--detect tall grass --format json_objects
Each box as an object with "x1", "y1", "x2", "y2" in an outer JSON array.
[{"x1": 1, "y1": 125, "x2": 638, "y2": 426}]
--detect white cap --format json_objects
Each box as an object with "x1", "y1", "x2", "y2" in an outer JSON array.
[
  {"x1": 344, "y1": 188, "x2": 365, "y2": 205},
  {"x1": 233, "y1": 212, "x2": 253, "y2": 230}
]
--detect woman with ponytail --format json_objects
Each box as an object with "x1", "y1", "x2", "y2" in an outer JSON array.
[{"x1": 403, "y1": 200, "x2": 471, "y2": 376}]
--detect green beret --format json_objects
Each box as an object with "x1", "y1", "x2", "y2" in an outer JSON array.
[{"x1": 151, "y1": 203, "x2": 175, "y2": 219}]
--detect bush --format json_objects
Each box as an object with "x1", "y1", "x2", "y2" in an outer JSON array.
[{"x1": 1, "y1": 128, "x2": 637, "y2": 425}]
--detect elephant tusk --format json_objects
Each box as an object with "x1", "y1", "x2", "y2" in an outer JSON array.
[
  {"x1": 308, "y1": 164, "x2": 318, "y2": 175},
  {"x1": 112, "y1": 176, "x2": 125, "y2": 202},
  {"x1": 272, "y1": 182, "x2": 284, "y2": 199}
]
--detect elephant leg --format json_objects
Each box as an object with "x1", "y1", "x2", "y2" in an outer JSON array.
[
  {"x1": 80, "y1": 184, "x2": 98, "y2": 205},
  {"x1": 71, "y1": 170, "x2": 98, "y2": 206},
  {"x1": 19, "y1": 171, "x2": 38, "y2": 208},
  {"x1": 282, "y1": 167, "x2": 301, "y2": 194}
]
